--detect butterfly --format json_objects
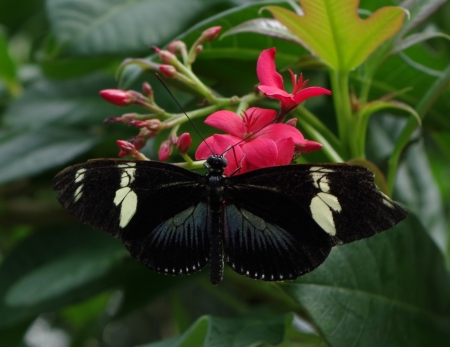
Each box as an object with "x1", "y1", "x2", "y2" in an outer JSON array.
[{"x1": 53, "y1": 154, "x2": 408, "y2": 285}]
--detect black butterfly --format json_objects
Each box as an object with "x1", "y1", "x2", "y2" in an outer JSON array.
[{"x1": 53, "y1": 155, "x2": 407, "y2": 284}]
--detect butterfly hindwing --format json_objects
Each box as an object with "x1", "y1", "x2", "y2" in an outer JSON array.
[
  {"x1": 53, "y1": 159, "x2": 210, "y2": 274},
  {"x1": 224, "y1": 163, "x2": 407, "y2": 280},
  {"x1": 124, "y1": 201, "x2": 210, "y2": 275},
  {"x1": 224, "y1": 204, "x2": 332, "y2": 281}
]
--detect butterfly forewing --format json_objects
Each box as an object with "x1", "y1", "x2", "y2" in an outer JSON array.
[
  {"x1": 53, "y1": 159, "x2": 210, "y2": 274},
  {"x1": 224, "y1": 163, "x2": 407, "y2": 280}
]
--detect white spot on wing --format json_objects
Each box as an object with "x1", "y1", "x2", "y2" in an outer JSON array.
[
  {"x1": 74, "y1": 168, "x2": 87, "y2": 202},
  {"x1": 310, "y1": 196, "x2": 337, "y2": 235},
  {"x1": 74, "y1": 185, "x2": 83, "y2": 202},
  {"x1": 75, "y1": 168, "x2": 86, "y2": 183},
  {"x1": 114, "y1": 187, "x2": 138, "y2": 228},
  {"x1": 380, "y1": 191, "x2": 396, "y2": 209},
  {"x1": 317, "y1": 192, "x2": 341, "y2": 212},
  {"x1": 118, "y1": 162, "x2": 136, "y2": 168},
  {"x1": 310, "y1": 166, "x2": 334, "y2": 173}
]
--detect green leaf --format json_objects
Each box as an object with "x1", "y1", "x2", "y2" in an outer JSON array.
[
  {"x1": 398, "y1": 0, "x2": 447, "y2": 36},
  {"x1": 138, "y1": 314, "x2": 290, "y2": 347},
  {"x1": 0, "y1": 225, "x2": 122, "y2": 327},
  {"x1": 3, "y1": 74, "x2": 134, "y2": 129},
  {"x1": 360, "y1": 100, "x2": 421, "y2": 126},
  {"x1": 394, "y1": 31, "x2": 450, "y2": 55},
  {"x1": 278, "y1": 214, "x2": 450, "y2": 346},
  {"x1": 265, "y1": 0, "x2": 405, "y2": 71},
  {"x1": 0, "y1": 128, "x2": 98, "y2": 185},
  {"x1": 221, "y1": 18, "x2": 303, "y2": 45},
  {"x1": 367, "y1": 114, "x2": 448, "y2": 252},
  {"x1": 0, "y1": 30, "x2": 20, "y2": 96},
  {"x1": 46, "y1": 0, "x2": 226, "y2": 57}
]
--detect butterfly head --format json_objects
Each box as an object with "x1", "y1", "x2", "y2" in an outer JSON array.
[{"x1": 206, "y1": 155, "x2": 227, "y2": 176}]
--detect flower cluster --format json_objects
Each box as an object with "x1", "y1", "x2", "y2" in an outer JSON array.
[
  {"x1": 99, "y1": 27, "x2": 330, "y2": 175},
  {"x1": 195, "y1": 107, "x2": 321, "y2": 176}
]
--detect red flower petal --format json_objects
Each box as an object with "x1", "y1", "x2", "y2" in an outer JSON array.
[
  {"x1": 241, "y1": 138, "x2": 277, "y2": 169},
  {"x1": 204, "y1": 110, "x2": 244, "y2": 137},
  {"x1": 293, "y1": 87, "x2": 332, "y2": 104},
  {"x1": 275, "y1": 137, "x2": 295, "y2": 165},
  {"x1": 195, "y1": 137, "x2": 214, "y2": 160},
  {"x1": 257, "y1": 123, "x2": 305, "y2": 144},
  {"x1": 256, "y1": 48, "x2": 284, "y2": 89},
  {"x1": 295, "y1": 139, "x2": 323, "y2": 153},
  {"x1": 257, "y1": 85, "x2": 291, "y2": 98},
  {"x1": 244, "y1": 107, "x2": 277, "y2": 133},
  {"x1": 195, "y1": 134, "x2": 242, "y2": 159}
]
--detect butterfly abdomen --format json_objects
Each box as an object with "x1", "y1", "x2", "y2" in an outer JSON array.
[{"x1": 206, "y1": 174, "x2": 225, "y2": 285}]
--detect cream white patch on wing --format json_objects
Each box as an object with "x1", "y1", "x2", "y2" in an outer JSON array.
[
  {"x1": 114, "y1": 187, "x2": 138, "y2": 228},
  {"x1": 309, "y1": 167, "x2": 341, "y2": 235},
  {"x1": 73, "y1": 168, "x2": 87, "y2": 202},
  {"x1": 379, "y1": 191, "x2": 396, "y2": 209},
  {"x1": 310, "y1": 196, "x2": 336, "y2": 235},
  {"x1": 114, "y1": 162, "x2": 139, "y2": 228}
]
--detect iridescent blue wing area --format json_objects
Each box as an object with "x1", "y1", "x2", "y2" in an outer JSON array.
[
  {"x1": 53, "y1": 159, "x2": 210, "y2": 275},
  {"x1": 223, "y1": 163, "x2": 408, "y2": 281}
]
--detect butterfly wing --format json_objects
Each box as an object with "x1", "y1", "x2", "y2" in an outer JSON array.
[
  {"x1": 53, "y1": 159, "x2": 210, "y2": 275},
  {"x1": 223, "y1": 163, "x2": 408, "y2": 281}
]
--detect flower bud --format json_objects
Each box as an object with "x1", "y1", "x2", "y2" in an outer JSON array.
[
  {"x1": 285, "y1": 118, "x2": 297, "y2": 127},
  {"x1": 116, "y1": 140, "x2": 136, "y2": 157},
  {"x1": 158, "y1": 140, "x2": 172, "y2": 161},
  {"x1": 159, "y1": 65, "x2": 177, "y2": 78},
  {"x1": 154, "y1": 47, "x2": 177, "y2": 64},
  {"x1": 142, "y1": 82, "x2": 153, "y2": 96},
  {"x1": 128, "y1": 135, "x2": 146, "y2": 151},
  {"x1": 176, "y1": 132, "x2": 192, "y2": 154},
  {"x1": 129, "y1": 120, "x2": 149, "y2": 128},
  {"x1": 100, "y1": 89, "x2": 136, "y2": 106},
  {"x1": 201, "y1": 26, "x2": 221, "y2": 41},
  {"x1": 147, "y1": 119, "x2": 162, "y2": 131},
  {"x1": 195, "y1": 45, "x2": 203, "y2": 56},
  {"x1": 168, "y1": 40, "x2": 187, "y2": 55}
]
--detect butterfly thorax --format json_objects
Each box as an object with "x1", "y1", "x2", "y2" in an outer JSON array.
[{"x1": 205, "y1": 155, "x2": 227, "y2": 177}]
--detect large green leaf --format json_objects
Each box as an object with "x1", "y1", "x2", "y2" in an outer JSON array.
[
  {"x1": 3, "y1": 74, "x2": 135, "y2": 129},
  {"x1": 138, "y1": 314, "x2": 289, "y2": 347},
  {"x1": 279, "y1": 214, "x2": 450, "y2": 346},
  {"x1": 46, "y1": 0, "x2": 227, "y2": 57},
  {"x1": 265, "y1": 0, "x2": 405, "y2": 71},
  {"x1": 0, "y1": 128, "x2": 98, "y2": 185},
  {"x1": 366, "y1": 114, "x2": 448, "y2": 252},
  {"x1": 0, "y1": 226, "x2": 122, "y2": 327}
]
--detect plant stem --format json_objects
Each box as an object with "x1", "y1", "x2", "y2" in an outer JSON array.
[
  {"x1": 296, "y1": 106, "x2": 342, "y2": 154},
  {"x1": 387, "y1": 63, "x2": 450, "y2": 192},
  {"x1": 330, "y1": 71, "x2": 354, "y2": 159}
]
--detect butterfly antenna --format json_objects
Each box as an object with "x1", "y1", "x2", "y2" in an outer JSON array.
[{"x1": 155, "y1": 73, "x2": 214, "y2": 155}]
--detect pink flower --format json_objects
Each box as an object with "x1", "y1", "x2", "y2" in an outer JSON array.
[
  {"x1": 99, "y1": 89, "x2": 136, "y2": 106},
  {"x1": 176, "y1": 132, "x2": 192, "y2": 154},
  {"x1": 195, "y1": 107, "x2": 321, "y2": 176},
  {"x1": 257, "y1": 48, "x2": 331, "y2": 113}
]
